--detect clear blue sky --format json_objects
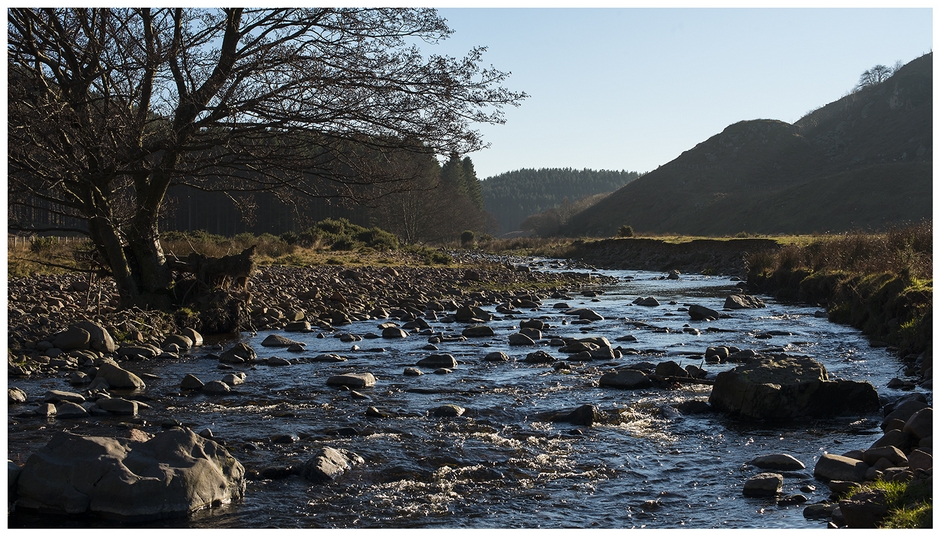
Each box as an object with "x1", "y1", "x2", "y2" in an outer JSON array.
[{"x1": 418, "y1": 5, "x2": 933, "y2": 179}]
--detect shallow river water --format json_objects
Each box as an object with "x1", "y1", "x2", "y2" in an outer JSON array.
[{"x1": 7, "y1": 263, "x2": 926, "y2": 529}]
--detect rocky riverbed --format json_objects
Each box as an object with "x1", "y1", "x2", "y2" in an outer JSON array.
[{"x1": 7, "y1": 255, "x2": 932, "y2": 528}]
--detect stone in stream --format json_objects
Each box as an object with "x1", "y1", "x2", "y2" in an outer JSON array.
[
  {"x1": 9, "y1": 387, "x2": 28, "y2": 404},
  {"x1": 688, "y1": 304, "x2": 722, "y2": 321},
  {"x1": 484, "y1": 351, "x2": 511, "y2": 362},
  {"x1": 219, "y1": 342, "x2": 257, "y2": 363},
  {"x1": 743, "y1": 472, "x2": 783, "y2": 497},
  {"x1": 708, "y1": 354, "x2": 879, "y2": 420},
  {"x1": 94, "y1": 361, "x2": 147, "y2": 390},
  {"x1": 382, "y1": 327, "x2": 408, "y2": 339},
  {"x1": 326, "y1": 372, "x2": 376, "y2": 389},
  {"x1": 51, "y1": 325, "x2": 91, "y2": 351},
  {"x1": 203, "y1": 380, "x2": 232, "y2": 394},
  {"x1": 180, "y1": 374, "x2": 205, "y2": 391},
  {"x1": 261, "y1": 334, "x2": 304, "y2": 348},
  {"x1": 42, "y1": 389, "x2": 86, "y2": 405},
  {"x1": 300, "y1": 447, "x2": 364, "y2": 483},
  {"x1": 416, "y1": 354, "x2": 457, "y2": 369},
  {"x1": 162, "y1": 334, "x2": 194, "y2": 351},
  {"x1": 599, "y1": 369, "x2": 652, "y2": 389},
  {"x1": 431, "y1": 404, "x2": 466, "y2": 418},
  {"x1": 633, "y1": 296, "x2": 660, "y2": 307},
  {"x1": 462, "y1": 325, "x2": 495, "y2": 338},
  {"x1": 508, "y1": 333, "x2": 536, "y2": 346},
  {"x1": 524, "y1": 350, "x2": 556, "y2": 364},
  {"x1": 747, "y1": 453, "x2": 806, "y2": 471},
  {"x1": 54, "y1": 401, "x2": 89, "y2": 418},
  {"x1": 814, "y1": 453, "x2": 870, "y2": 483},
  {"x1": 95, "y1": 397, "x2": 139, "y2": 416},
  {"x1": 74, "y1": 321, "x2": 117, "y2": 353},
  {"x1": 13, "y1": 428, "x2": 245, "y2": 520},
  {"x1": 724, "y1": 294, "x2": 766, "y2": 309}
]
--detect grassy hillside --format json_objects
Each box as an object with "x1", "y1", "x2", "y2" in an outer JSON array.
[{"x1": 562, "y1": 53, "x2": 932, "y2": 237}]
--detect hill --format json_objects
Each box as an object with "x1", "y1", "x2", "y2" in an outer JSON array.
[
  {"x1": 562, "y1": 53, "x2": 932, "y2": 237},
  {"x1": 481, "y1": 168, "x2": 640, "y2": 234}
]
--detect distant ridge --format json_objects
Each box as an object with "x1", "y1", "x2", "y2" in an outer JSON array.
[{"x1": 562, "y1": 53, "x2": 932, "y2": 237}]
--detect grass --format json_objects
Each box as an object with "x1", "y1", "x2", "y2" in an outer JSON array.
[
  {"x1": 746, "y1": 221, "x2": 932, "y2": 355},
  {"x1": 847, "y1": 478, "x2": 932, "y2": 528}
]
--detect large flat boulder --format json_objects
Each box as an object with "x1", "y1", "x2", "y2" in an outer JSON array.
[
  {"x1": 708, "y1": 354, "x2": 880, "y2": 420},
  {"x1": 14, "y1": 428, "x2": 245, "y2": 521}
]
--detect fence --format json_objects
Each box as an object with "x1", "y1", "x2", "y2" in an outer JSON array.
[{"x1": 8, "y1": 235, "x2": 90, "y2": 249}]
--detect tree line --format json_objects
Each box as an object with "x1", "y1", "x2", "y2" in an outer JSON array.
[{"x1": 481, "y1": 168, "x2": 641, "y2": 233}]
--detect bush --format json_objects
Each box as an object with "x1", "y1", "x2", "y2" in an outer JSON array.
[
  {"x1": 280, "y1": 231, "x2": 300, "y2": 245},
  {"x1": 30, "y1": 236, "x2": 57, "y2": 254},
  {"x1": 617, "y1": 225, "x2": 635, "y2": 238},
  {"x1": 461, "y1": 230, "x2": 475, "y2": 246}
]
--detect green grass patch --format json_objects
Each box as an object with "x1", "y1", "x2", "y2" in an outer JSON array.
[{"x1": 848, "y1": 478, "x2": 932, "y2": 528}]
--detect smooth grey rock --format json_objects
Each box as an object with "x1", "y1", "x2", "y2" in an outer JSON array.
[
  {"x1": 14, "y1": 429, "x2": 244, "y2": 520},
  {"x1": 484, "y1": 351, "x2": 511, "y2": 362},
  {"x1": 202, "y1": 380, "x2": 232, "y2": 394},
  {"x1": 326, "y1": 373, "x2": 376, "y2": 389},
  {"x1": 814, "y1": 453, "x2": 870, "y2": 483},
  {"x1": 462, "y1": 325, "x2": 495, "y2": 338},
  {"x1": 747, "y1": 453, "x2": 806, "y2": 471},
  {"x1": 743, "y1": 472, "x2": 783, "y2": 497},
  {"x1": 8, "y1": 387, "x2": 27, "y2": 404},
  {"x1": 180, "y1": 374, "x2": 204, "y2": 391},
  {"x1": 74, "y1": 321, "x2": 117, "y2": 353},
  {"x1": 381, "y1": 327, "x2": 408, "y2": 339},
  {"x1": 54, "y1": 401, "x2": 89, "y2": 418},
  {"x1": 416, "y1": 354, "x2": 457, "y2": 368},
  {"x1": 508, "y1": 333, "x2": 536, "y2": 346},
  {"x1": 219, "y1": 342, "x2": 256, "y2": 363},
  {"x1": 724, "y1": 294, "x2": 766, "y2": 309},
  {"x1": 96, "y1": 397, "x2": 138, "y2": 416},
  {"x1": 599, "y1": 369, "x2": 651, "y2": 389},
  {"x1": 300, "y1": 447, "x2": 363, "y2": 483},
  {"x1": 260, "y1": 334, "x2": 303, "y2": 348},
  {"x1": 94, "y1": 362, "x2": 146, "y2": 390},
  {"x1": 902, "y1": 407, "x2": 932, "y2": 440},
  {"x1": 52, "y1": 326, "x2": 91, "y2": 351},
  {"x1": 431, "y1": 404, "x2": 466, "y2": 418},
  {"x1": 688, "y1": 304, "x2": 722, "y2": 321}
]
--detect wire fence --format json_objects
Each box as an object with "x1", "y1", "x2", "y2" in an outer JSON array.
[{"x1": 8, "y1": 235, "x2": 90, "y2": 249}]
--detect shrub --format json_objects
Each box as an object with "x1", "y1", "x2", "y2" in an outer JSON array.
[
  {"x1": 30, "y1": 236, "x2": 57, "y2": 254},
  {"x1": 279, "y1": 231, "x2": 300, "y2": 245},
  {"x1": 460, "y1": 230, "x2": 475, "y2": 246},
  {"x1": 617, "y1": 225, "x2": 634, "y2": 238}
]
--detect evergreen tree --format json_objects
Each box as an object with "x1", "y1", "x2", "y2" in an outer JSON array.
[{"x1": 461, "y1": 157, "x2": 483, "y2": 210}]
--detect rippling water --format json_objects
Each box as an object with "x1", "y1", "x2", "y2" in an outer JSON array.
[{"x1": 8, "y1": 266, "x2": 922, "y2": 529}]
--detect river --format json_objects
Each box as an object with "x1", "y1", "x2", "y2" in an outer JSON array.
[{"x1": 7, "y1": 263, "x2": 923, "y2": 529}]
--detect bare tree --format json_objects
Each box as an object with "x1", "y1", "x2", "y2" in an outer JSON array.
[
  {"x1": 855, "y1": 63, "x2": 896, "y2": 90},
  {"x1": 8, "y1": 8, "x2": 525, "y2": 307}
]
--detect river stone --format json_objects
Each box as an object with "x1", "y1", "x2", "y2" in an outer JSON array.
[
  {"x1": 525, "y1": 350, "x2": 556, "y2": 364},
  {"x1": 416, "y1": 354, "x2": 457, "y2": 368},
  {"x1": 284, "y1": 321, "x2": 311, "y2": 332},
  {"x1": 382, "y1": 327, "x2": 408, "y2": 339},
  {"x1": 455, "y1": 306, "x2": 491, "y2": 322},
  {"x1": 219, "y1": 342, "x2": 257, "y2": 363},
  {"x1": 431, "y1": 404, "x2": 466, "y2": 418},
  {"x1": 552, "y1": 404, "x2": 601, "y2": 426},
  {"x1": 688, "y1": 304, "x2": 722, "y2": 321},
  {"x1": 508, "y1": 333, "x2": 536, "y2": 346},
  {"x1": 862, "y1": 446, "x2": 908, "y2": 467},
  {"x1": 43, "y1": 389, "x2": 86, "y2": 404},
  {"x1": 265, "y1": 356, "x2": 291, "y2": 367},
  {"x1": 655, "y1": 361, "x2": 689, "y2": 378},
  {"x1": 326, "y1": 373, "x2": 376, "y2": 389},
  {"x1": 300, "y1": 447, "x2": 363, "y2": 483},
  {"x1": 839, "y1": 489, "x2": 889, "y2": 528},
  {"x1": 484, "y1": 351, "x2": 511, "y2": 362},
  {"x1": 313, "y1": 353, "x2": 346, "y2": 363},
  {"x1": 163, "y1": 334, "x2": 193, "y2": 351},
  {"x1": 708, "y1": 355, "x2": 879, "y2": 420},
  {"x1": 633, "y1": 296, "x2": 660, "y2": 307},
  {"x1": 599, "y1": 369, "x2": 652, "y2": 389},
  {"x1": 181, "y1": 328, "x2": 203, "y2": 347},
  {"x1": 75, "y1": 321, "x2": 117, "y2": 353},
  {"x1": 223, "y1": 372, "x2": 247, "y2": 386},
  {"x1": 95, "y1": 361, "x2": 147, "y2": 390},
  {"x1": 54, "y1": 401, "x2": 89, "y2": 418},
  {"x1": 902, "y1": 407, "x2": 932, "y2": 440},
  {"x1": 747, "y1": 453, "x2": 806, "y2": 471},
  {"x1": 96, "y1": 397, "x2": 138, "y2": 416},
  {"x1": 9, "y1": 387, "x2": 27, "y2": 404},
  {"x1": 868, "y1": 429, "x2": 914, "y2": 452},
  {"x1": 814, "y1": 453, "x2": 870, "y2": 483},
  {"x1": 14, "y1": 428, "x2": 245, "y2": 520},
  {"x1": 52, "y1": 326, "x2": 91, "y2": 351},
  {"x1": 907, "y1": 449, "x2": 932, "y2": 471},
  {"x1": 724, "y1": 294, "x2": 766, "y2": 309},
  {"x1": 462, "y1": 325, "x2": 495, "y2": 338},
  {"x1": 203, "y1": 380, "x2": 231, "y2": 394},
  {"x1": 117, "y1": 345, "x2": 160, "y2": 360},
  {"x1": 180, "y1": 374, "x2": 205, "y2": 391},
  {"x1": 743, "y1": 472, "x2": 783, "y2": 497},
  {"x1": 403, "y1": 367, "x2": 423, "y2": 376},
  {"x1": 520, "y1": 319, "x2": 546, "y2": 330},
  {"x1": 261, "y1": 334, "x2": 304, "y2": 348}
]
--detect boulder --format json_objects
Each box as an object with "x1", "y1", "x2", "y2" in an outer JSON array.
[
  {"x1": 907, "y1": 449, "x2": 932, "y2": 471},
  {"x1": 162, "y1": 334, "x2": 193, "y2": 351},
  {"x1": 202, "y1": 380, "x2": 231, "y2": 394},
  {"x1": 599, "y1": 369, "x2": 651, "y2": 389},
  {"x1": 260, "y1": 334, "x2": 304, "y2": 348},
  {"x1": 508, "y1": 333, "x2": 536, "y2": 346},
  {"x1": 96, "y1": 397, "x2": 139, "y2": 416},
  {"x1": 416, "y1": 354, "x2": 458, "y2": 368},
  {"x1": 219, "y1": 342, "x2": 257, "y2": 364},
  {"x1": 724, "y1": 294, "x2": 766, "y2": 309},
  {"x1": 484, "y1": 351, "x2": 511, "y2": 362},
  {"x1": 75, "y1": 321, "x2": 117, "y2": 353},
  {"x1": 747, "y1": 453, "x2": 806, "y2": 471},
  {"x1": 743, "y1": 472, "x2": 783, "y2": 497},
  {"x1": 52, "y1": 326, "x2": 91, "y2": 351},
  {"x1": 431, "y1": 404, "x2": 466, "y2": 418},
  {"x1": 902, "y1": 407, "x2": 932, "y2": 440},
  {"x1": 9, "y1": 387, "x2": 28, "y2": 404},
  {"x1": 814, "y1": 453, "x2": 870, "y2": 483},
  {"x1": 95, "y1": 361, "x2": 146, "y2": 390},
  {"x1": 524, "y1": 350, "x2": 556, "y2": 364},
  {"x1": 551, "y1": 404, "x2": 601, "y2": 426},
  {"x1": 180, "y1": 374, "x2": 205, "y2": 391},
  {"x1": 708, "y1": 355, "x2": 879, "y2": 420},
  {"x1": 462, "y1": 325, "x2": 495, "y2": 338},
  {"x1": 633, "y1": 297, "x2": 660, "y2": 307},
  {"x1": 181, "y1": 328, "x2": 204, "y2": 347},
  {"x1": 14, "y1": 428, "x2": 245, "y2": 520},
  {"x1": 862, "y1": 446, "x2": 908, "y2": 467},
  {"x1": 688, "y1": 304, "x2": 722, "y2": 321},
  {"x1": 326, "y1": 373, "x2": 376, "y2": 389},
  {"x1": 381, "y1": 327, "x2": 408, "y2": 339},
  {"x1": 655, "y1": 361, "x2": 689, "y2": 378},
  {"x1": 839, "y1": 489, "x2": 889, "y2": 529},
  {"x1": 300, "y1": 447, "x2": 363, "y2": 483}
]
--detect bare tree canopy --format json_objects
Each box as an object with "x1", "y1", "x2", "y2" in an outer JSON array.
[{"x1": 8, "y1": 8, "x2": 525, "y2": 308}]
